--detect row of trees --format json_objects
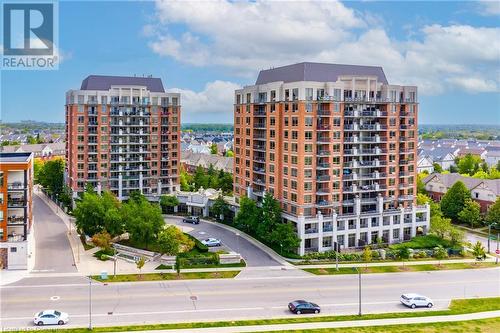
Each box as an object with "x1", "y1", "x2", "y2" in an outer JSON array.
[
  {"x1": 34, "y1": 158, "x2": 72, "y2": 209},
  {"x1": 74, "y1": 190, "x2": 192, "y2": 255},
  {"x1": 431, "y1": 153, "x2": 500, "y2": 180},
  {"x1": 234, "y1": 193, "x2": 300, "y2": 254},
  {"x1": 180, "y1": 165, "x2": 233, "y2": 194}
]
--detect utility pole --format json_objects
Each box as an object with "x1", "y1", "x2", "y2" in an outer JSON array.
[
  {"x1": 352, "y1": 267, "x2": 361, "y2": 316},
  {"x1": 114, "y1": 247, "x2": 117, "y2": 277},
  {"x1": 496, "y1": 233, "x2": 499, "y2": 265},
  {"x1": 88, "y1": 276, "x2": 92, "y2": 330},
  {"x1": 488, "y1": 224, "x2": 491, "y2": 253}
]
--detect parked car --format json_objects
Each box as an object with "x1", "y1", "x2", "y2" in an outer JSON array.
[
  {"x1": 182, "y1": 216, "x2": 200, "y2": 224},
  {"x1": 288, "y1": 300, "x2": 321, "y2": 314},
  {"x1": 34, "y1": 310, "x2": 69, "y2": 326},
  {"x1": 201, "y1": 238, "x2": 221, "y2": 247},
  {"x1": 400, "y1": 294, "x2": 433, "y2": 309}
]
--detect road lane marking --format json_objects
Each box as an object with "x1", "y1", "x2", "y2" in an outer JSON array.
[{"x1": 50, "y1": 296, "x2": 60, "y2": 301}]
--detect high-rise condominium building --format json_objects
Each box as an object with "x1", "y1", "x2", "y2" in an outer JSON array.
[
  {"x1": 234, "y1": 62, "x2": 430, "y2": 255},
  {"x1": 0, "y1": 152, "x2": 34, "y2": 269},
  {"x1": 66, "y1": 75, "x2": 180, "y2": 200}
]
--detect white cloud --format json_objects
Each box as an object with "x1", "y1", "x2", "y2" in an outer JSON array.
[
  {"x1": 478, "y1": 0, "x2": 500, "y2": 16},
  {"x1": 148, "y1": 0, "x2": 500, "y2": 95},
  {"x1": 167, "y1": 80, "x2": 241, "y2": 122}
]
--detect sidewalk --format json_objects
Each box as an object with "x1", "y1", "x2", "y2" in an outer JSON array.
[{"x1": 118, "y1": 310, "x2": 500, "y2": 333}]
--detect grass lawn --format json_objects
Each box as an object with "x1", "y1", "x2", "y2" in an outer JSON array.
[
  {"x1": 92, "y1": 270, "x2": 240, "y2": 282},
  {"x1": 389, "y1": 235, "x2": 452, "y2": 250},
  {"x1": 255, "y1": 318, "x2": 500, "y2": 333},
  {"x1": 304, "y1": 262, "x2": 497, "y2": 275},
  {"x1": 293, "y1": 254, "x2": 473, "y2": 266},
  {"x1": 13, "y1": 297, "x2": 500, "y2": 333}
]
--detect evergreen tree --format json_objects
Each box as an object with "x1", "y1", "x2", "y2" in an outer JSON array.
[{"x1": 440, "y1": 181, "x2": 471, "y2": 221}]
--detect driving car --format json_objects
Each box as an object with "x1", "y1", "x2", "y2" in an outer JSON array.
[
  {"x1": 288, "y1": 300, "x2": 321, "y2": 314},
  {"x1": 33, "y1": 310, "x2": 69, "y2": 326},
  {"x1": 400, "y1": 294, "x2": 434, "y2": 309},
  {"x1": 201, "y1": 238, "x2": 222, "y2": 247},
  {"x1": 182, "y1": 216, "x2": 200, "y2": 224}
]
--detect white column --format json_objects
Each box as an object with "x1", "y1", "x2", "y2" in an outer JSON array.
[
  {"x1": 377, "y1": 194, "x2": 383, "y2": 213},
  {"x1": 157, "y1": 180, "x2": 162, "y2": 195},
  {"x1": 118, "y1": 174, "x2": 123, "y2": 200},
  {"x1": 318, "y1": 214, "x2": 324, "y2": 253},
  {"x1": 298, "y1": 215, "x2": 306, "y2": 256},
  {"x1": 354, "y1": 195, "x2": 361, "y2": 215},
  {"x1": 139, "y1": 173, "x2": 143, "y2": 194},
  {"x1": 411, "y1": 205, "x2": 417, "y2": 237}
]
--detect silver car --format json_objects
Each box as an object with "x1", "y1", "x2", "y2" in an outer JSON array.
[{"x1": 400, "y1": 294, "x2": 433, "y2": 309}]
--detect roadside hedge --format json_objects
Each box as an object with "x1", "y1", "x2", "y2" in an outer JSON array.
[{"x1": 185, "y1": 234, "x2": 209, "y2": 252}]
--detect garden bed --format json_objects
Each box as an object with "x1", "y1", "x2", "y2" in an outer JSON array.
[{"x1": 92, "y1": 271, "x2": 240, "y2": 282}]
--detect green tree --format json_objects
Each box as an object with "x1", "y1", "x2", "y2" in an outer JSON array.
[
  {"x1": 73, "y1": 190, "x2": 106, "y2": 236},
  {"x1": 449, "y1": 227, "x2": 465, "y2": 246},
  {"x1": 417, "y1": 173, "x2": 427, "y2": 194},
  {"x1": 225, "y1": 149, "x2": 234, "y2": 157},
  {"x1": 136, "y1": 257, "x2": 146, "y2": 278},
  {"x1": 398, "y1": 247, "x2": 411, "y2": 268},
  {"x1": 485, "y1": 197, "x2": 500, "y2": 228},
  {"x1": 496, "y1": 160, "x2": 500, "y2": 172},
  {"x1": 33, "y1": 158, "x2": 44, "y2": 184},
  {"x1": 101, "y1": 191, "x2": 123, "y2": 236},
  {"x1": 210, "y1": 195, "x2": 230, "y2": 221},
  {"x1": 440, "y1": 181, "x2": 470, "y2": 221},
  {"x1": 458, "y1": 199, "x2": 482, "y2": 228},
  {"x1": 37, "y1": 158, "x2": 65, "y2": 196},
  {"x1": 157, "y1": 225, "x2": 193, "y2": 255},
  {"x1": 472, "y1": 170, "x2": 489, "y2": 179},
  {"x1": 27, "y1": 135, "x2": 37, "y2": 144},
  {"x1": 258, "y1": 192, "x2": 282, "y2": 242},
  {"x1": 268, "y1": 223, "x2": 300, "y2": 254},
  {"x1": 363, "y1": 246, "x2": 372, "y2": 269},
  {"x1": 432, "y1": 163, "x2": 443, "y2": 173},
  {"x1": 457, "y1": 154, "x2": 482, "y2": 176},
  {"x1": 193, "y1": 165, "x2": 209, "y2": 189},
  {"x1": 433, "y1": 245, "x2": 448, "y2": 266},
  {"x1": 160, "y1": 195, "x2": 180, "y2": 214},
  {"x1": 179, "y1": 165, "x2": 194, "y2": 191},
  {"x1": 471, "y1": 241, "x2": 486, "y2": 262},
  {"x1": 210, "y1": 143, "x2": 218, "y2": 155},
  {"x1": 122, "y1": 194, "x2": 164, "y2": 248},
  {"x1": 416, "y1": 193, "x2": 432, "y2": 205},
  {"x1": 91, "y1": 230, "x2": 112, "y2": 251},
  {"x1": 430, "y1": 215, "x2": 452, "y2": 239},
  {"x1": 234, "y1": 196, "x2": 260, "y2": 234}
]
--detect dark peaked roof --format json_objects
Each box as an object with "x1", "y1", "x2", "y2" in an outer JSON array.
[
  {"x1": 80, "y1": 75, "x2": 165, "y2": 92},
  {"x1": 255, "y1": 62, "x2": 389, "y2": 85}
]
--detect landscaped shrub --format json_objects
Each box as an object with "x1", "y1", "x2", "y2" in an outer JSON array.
[
  {"x1": 389, "y1": 235, "x2": 452, "y2": 250},
  {"x1": 186, "y1": 234, "x2": 208, "y2": 253},
  {"x1": 177, "y1": 251, "x2": 219, "y2": 268}
]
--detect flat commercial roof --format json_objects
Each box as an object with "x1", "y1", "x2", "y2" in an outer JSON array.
[{"x1": 0, "y1": 152, "x2": 33, "y2": 163}]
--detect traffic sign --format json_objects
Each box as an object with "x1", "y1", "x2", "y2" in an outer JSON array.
[{"x1": 495, "y1": 249, "x2": 500, "y2": 255}]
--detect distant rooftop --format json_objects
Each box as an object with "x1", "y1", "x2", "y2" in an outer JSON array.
[
  {"x1": 80, "y1": 75, "x2": 165, "y2": 92},
  {"x1": 0, "y1": 152, "x2": 33, "y2": 163},
  {"x1": 255, "y1": 62, "x2": 389, "y2": 85}
]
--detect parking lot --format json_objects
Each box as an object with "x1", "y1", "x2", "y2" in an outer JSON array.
[{"x1": 165, "y1": 215, "x2": 282, "y2": 267}]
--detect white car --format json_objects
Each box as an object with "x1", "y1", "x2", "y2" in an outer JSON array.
[
  {"x1": 201, "y1": 238, "x2": 222, "y2": 247},
  {"x1": 34, "y1": 310, "x2": 69, "y2": 326},
  {"x1": 400, "y1": 294, "x2": 433, "y2": 309}
]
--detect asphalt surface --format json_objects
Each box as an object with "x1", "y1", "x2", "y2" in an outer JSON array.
[
  {"x1": 32, "y1": 194, "x2": 77, "y2": 273},
  {"x1": 1, "y1": 268, "x2": 499, "y2": 329},
  {"x1": 166, "y1": 216, "x2": 281, "y2": 267}
]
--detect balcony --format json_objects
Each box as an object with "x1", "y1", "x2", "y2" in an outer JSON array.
[
  {"x1": 323, "y1": 225, "x2": 333, "y2": 232},
  {"x1": 316, "y1": 200, "x2": 333, "y2": 206},
  {"x1": 317, "y1": 124, "x2": 331, "y2": 131},
  {"x1": 316, "y1": 175, "x2": 331, "y2": 182},
  {"x1": 316, "y1": 137, "x2": 330, "y2": 143},
  {"x1": 7, "y1": 182, "x2": 26, "y2": 190},
  {"x1": 317, "y1": 150, "x2": 330, "y2": 156},
  {"x1": 7, "y1": 215, "x2": 25, "y2": 225},
  {"x1": 8, "y1": 198, "x2": 26, "y2": 207},
  {"x1": 305, "y1": 228, "x2": 318, "y2": 234},
  {"x1": 253, "y1": 167, "x2": 266, "y2": 174},
  {"x1": 317, "y1": 110, "x2": 331, "y2": 116},
  {"x1": 253, "y1": 123, "x2": 266, "y2": 129},
  {"x1": 317, "y1": 163, "x2": 330, "y2": 169},
  {"x1": 253, "y1": 145, "x2": 266, "y2": 152}
]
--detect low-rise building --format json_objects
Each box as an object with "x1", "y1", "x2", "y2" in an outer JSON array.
[
  {"x1": 1, "y1": 142, "x2": 65, "y2": 159},
  {"x1": 0, "y1": 152, "x2": 34, "y2": 270},
  {"x1": 181, "y1": 151, "x2": 233, "y2": 173},
  {"x1": 417, "y1": 155, "x2": 434, "y2": 174},
  {"x1": 423, "y1": 173, "x2": 500, "y2": 213}
]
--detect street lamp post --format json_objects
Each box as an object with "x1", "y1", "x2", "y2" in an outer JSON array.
[
  {"x1": 88, "y1": 275, "x2": 92, "y2": 330},
  {"x1": 352, "y1": 267, "x2": 362, "y2": 316},
  {"x1": 113, "y1": 247, "x2": 117, "y2": 277},
  {"x1": 496, "y1": 233, "x2": 499, "y2": 265},
  {"x1": 488, "y1": 224, "x2": 491, "y2": 253},
  {"x1": 235, "y1": 233, "x2": 240, "y2": 254}
]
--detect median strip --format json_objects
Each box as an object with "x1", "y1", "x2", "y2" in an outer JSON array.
[
  {"x1": 303, "y1": 262, "x2": 497, "y2": 275},
  {"x1": 92, "y1": 271, "x2": 240, "y2": 282}
]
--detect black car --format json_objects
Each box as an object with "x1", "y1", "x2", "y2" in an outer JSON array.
[
  {"x1": 182, "y1": 216, "x2": 200, "y2": 224},
  {"x1": 288, "y1": 300, "x2": 321, "y2": 314}
]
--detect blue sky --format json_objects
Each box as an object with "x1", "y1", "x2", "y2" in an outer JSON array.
[{"x1": 1, "y1": 0, "x2": 499, "y2": 124}]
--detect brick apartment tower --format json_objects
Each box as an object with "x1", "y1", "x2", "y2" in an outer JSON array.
[
  {"x1": 234, "y1": 63, "x2": 430, "y2": 255},
  {"x1": 65, "y1": 75, "x2": 180, "y2": 200},
  {"x1": 0, "y1": 152, "x2": 34, "y2": 269}
]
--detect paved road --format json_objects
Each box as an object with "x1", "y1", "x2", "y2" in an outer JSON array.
[
  {"x1": 1, "y1": 268, "x2": 498, "y2": 328},
  {"x1": 466, "y1": 231, "x2": 500, "y2": 254},
  {"x1": 166, "y1": 216, "x2": 281, "y2": 267},
  {"x1": 32, "y1": 193, "x2": 77, "y2": 273}
]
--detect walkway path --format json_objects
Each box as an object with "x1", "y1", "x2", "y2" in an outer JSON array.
[{"x1": 117, "y1": 310, "x2": 500, "y2": 333}]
